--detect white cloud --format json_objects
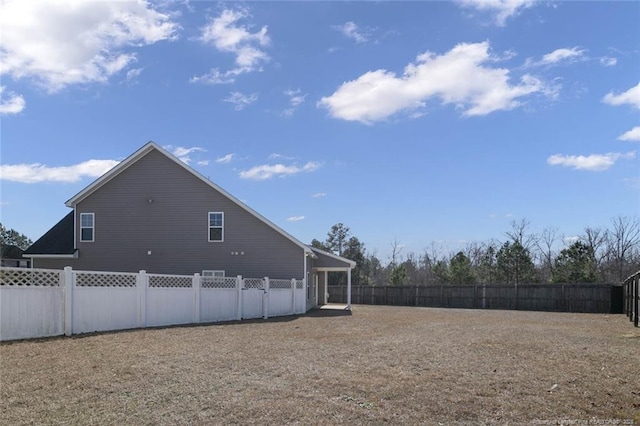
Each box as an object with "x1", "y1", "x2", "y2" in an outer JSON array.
[
  {"x1": 126, "y1": 68, "x2": 144, "y2": 82},
  {"x1": 216, "y1": 153, "x2": 235, "y2": 164},
  {"x1": 239, "y1": 161, "x2": 321, "y2": 180},
  {"x1": 533, "y1": 47, "x2": 586, "y2": 66},
  {"x1": 457, "y1": 0, "x2": 535, "y2": 26},
  {"x1": 312, "y1": 192, "x2": 326, "y2": 198},
  {"x1": 287, "y1": 216, "x2": 305, "y2": 222},
  {"x1": 167, "y1": 146, "x2": 206, "y2": 164},
  {"x1": 269, "y1": 153, "x2": 295, "y2": 160},
  {"x1": 489, "y1": 212, "x2": 514, "y2": 219},
  {"x1": 224, "y1": 91, "x2": 258, "y2": 110},
  {"x1": 602, "y1": 82, "x2": 640, "y2": 109},
  {"x1": 600, "y1": 57, "x2": 617, "y2": 67},
  {"x1": 282, "y1": 89, "x2": 307, "y2": 116},
  {"x1": 0, "y1": 86, "x2": 25, "y2": 115},
  {"x1": 618, "y1": 127, "x2": 640, "y2": 142},
  {"x1": 197, "y1": 160, "x2": 209, "y2": 166},
  {"x1": 191, "y1": 8, "x2": 269, "y2": 85},
  {"x1": 190, "y1": 68, "x2": 238, "y2": 85},
  {"x1": 523, "y1": 47, "x2": 588, "y2": 69},
  {"x1": 547, "y1": 152, "x2": 636, "y2": 171},
  {"x1": 319, "y1": 42, "x2": 550, "y2": 124},
  {"x1": 334, "y1": 21, "x2": 370, "y2": 43},
  {"x1": 0, "y1": 159, "x2": 120, "y2": 183},
  {"x1": 0, "y1": 0, "x2": 178, "y2": 93},
  {"x1": 623, "y1": 177, "x2": 640, "y2": 189}
]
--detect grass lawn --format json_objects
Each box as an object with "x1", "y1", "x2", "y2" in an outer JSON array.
[{"x1": 1, "y1": 305, "x2": 639, "y2": 425}]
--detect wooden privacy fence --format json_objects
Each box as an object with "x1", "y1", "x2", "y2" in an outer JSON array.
[
  {"x1": 0, "y1": 267, "x2": 306, "y2": 341},
  {"x1": 328, "y1": 283, "x2": 622, "y2": 314},
  {"x1": 623, "y1": 271, "x2": 639, "y2": 327}
]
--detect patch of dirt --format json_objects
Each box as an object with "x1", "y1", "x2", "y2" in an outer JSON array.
[{"x1": 1, "y1": 306, "x2": 639, "y2": 425}]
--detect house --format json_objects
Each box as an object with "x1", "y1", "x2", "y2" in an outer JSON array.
[
  {"x1": 1, "y1": 245, "x2": 30, "y2": 268},
  {"x1": 24, "y1": 142, "x2": 355, "y2": 310}
]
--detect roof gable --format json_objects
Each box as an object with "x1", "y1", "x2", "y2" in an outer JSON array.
[
  {"x1": 23, "y1": 211, "x2": 75, "y2": 255},
  {"x1": 65, "y1": 141, "x2": 313, "y2": 255}
]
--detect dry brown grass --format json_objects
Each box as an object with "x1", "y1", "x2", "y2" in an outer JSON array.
[{"x1": 1, "y1": 305, "x2": 639, "y2": 425}]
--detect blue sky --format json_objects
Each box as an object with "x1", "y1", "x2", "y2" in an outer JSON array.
[{"x1": 1, "y1": 0, "x2": 638, "y2": 260}]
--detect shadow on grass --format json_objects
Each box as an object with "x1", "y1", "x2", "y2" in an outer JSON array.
[
  {"x1": 305, "y1": 308, "x2": 353, "y2": 318},
  {"x1": 1, "y1": 307, "x2": 353, "y2": 344}
]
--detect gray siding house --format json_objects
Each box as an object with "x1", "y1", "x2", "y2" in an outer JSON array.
[{"x1": 24, "y1": 142, "x2": 354, "y2": 310}]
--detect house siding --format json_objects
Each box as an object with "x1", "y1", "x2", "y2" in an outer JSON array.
[{"x1": 34, "y1": 149, "x2": 305, "y2": 278}]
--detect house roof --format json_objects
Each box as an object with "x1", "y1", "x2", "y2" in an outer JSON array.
[
  {"x1": 309, "y1": 247, "x2": 356, "y2": 269},
  {"x1": 64, "y1": 141, "x2": 316, "y2": 257},
  {"x1": 1, "y1": 244, "x2": 25, "y2": 260},
  {"x1": 23, "y1": 211, "x2": 75, "y2": 255}
]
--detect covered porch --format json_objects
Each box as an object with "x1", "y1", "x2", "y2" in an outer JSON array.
[{"x1": 309, "y1": 247, "x2": 356, "y2": 310}]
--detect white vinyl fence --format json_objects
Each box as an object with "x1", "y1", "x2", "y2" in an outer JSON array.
[{"x1": 0, "y1": 267, "x2": 307, "y2": 341}]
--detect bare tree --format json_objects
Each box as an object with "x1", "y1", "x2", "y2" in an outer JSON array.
[
  {"x1": 535, "y1": 227, "x2": 560, "y2": 283},
  {"x1": 505, "y1": 219, "x2": 538, "y2": 250},
  {"x1": 580, "y1": 226, "x2": 610, "y2": 281},
  {"x1": 390, "y1": 238, "x2": 404, "y2": 266},
  {"x1": 463, "y1": 241, "x2": 483, "y2": 267},
  {"x1": 607, "y1": 216, "x2": 640, "y2": 282},
  {"x1": 404, "y1": 252, "x2": 422, "y2": 285}
]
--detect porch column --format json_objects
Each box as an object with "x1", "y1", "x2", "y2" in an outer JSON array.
[
  {"x1": 346, "y1": 267, "x2": 352, "y2": 310},
  {"x1": 324, "y1": 270, "x2": 328, "y2": 304}
]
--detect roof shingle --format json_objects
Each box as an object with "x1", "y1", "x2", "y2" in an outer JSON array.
[{"x1": 24, "y1": 212, "x2": 75, "y2": 255}]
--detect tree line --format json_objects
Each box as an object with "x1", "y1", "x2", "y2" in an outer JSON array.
[
  {"x1": 2, "y1": 218, "x2": 638, "y2": 285},
  {"x1": 312, "y1": 217, "x2": 640, "y2": 286},
  {"x1": 0, "y1": 224, "x2": 33, "y2": 251}
]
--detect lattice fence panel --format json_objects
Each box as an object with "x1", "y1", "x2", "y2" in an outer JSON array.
[
  {"x1": 76, "y1": 272, "x2": 137, "y2": 287},
  {"x1": 149, "y1": 274, "x2": 193, "y2": 288},
  {"x1": 295, "y1": 280, "x2": 304, "y2": 289},
  {"x1": 202, "y1": 276, "x2": 237, "y2": 289},
  {"x1": 244, "y1": 278, "x2": 264, "y2": 290},
  {"x1": 270, "y1": 279, "x2": 292, "y2": 289},
  {"x1": 0, "y1": 268, "x2": 62, "y2": 287}
]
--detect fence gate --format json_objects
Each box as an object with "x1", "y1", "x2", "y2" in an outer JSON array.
[{"x1": 242, "y1": 278, "x2": 265, "y2": 319}]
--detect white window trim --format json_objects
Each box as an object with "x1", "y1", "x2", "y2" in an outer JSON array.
[
  {"x1": 208, "y1": 212, "x2": 224, "y2": 242},
  {"x1": 202, "y1": 270, "x2": 225, "y2": 277},
  {"x1": 80, "y1": 213, "x2": 95, "y2": 242}
]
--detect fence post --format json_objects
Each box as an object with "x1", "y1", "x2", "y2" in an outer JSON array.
[
  {"x1": 237, "y1": 275, "x2": 243, "y2": 321},
  {"x1": 291, "y1": 278, "x2": 296, "y2": 314},
  {"x1": 346, "y1": 271, "x2": 352, "y2": 310},
  {"x1": 482, "y1": 285, "x2": 487, "y2": 309},
  {"x1": 263, "y1": 277, "x2": 270, "y2": 320},
  {"x1": 632, "y1": 277, "x2": 636, "y2": 325},
  {"x1": 474, "y1": 285, "x2": 479, "y2": 309},
  {"x1": 64, "y1": 267, "x2": 73, "y2": 336},
  {"x1": 194, "y1": 273, "x2": 201, "y2": 324},
  {"x1": 138, "y1": 270, "x2": 147, "y2": 328},
  {"x1": 633, "y1": 275, "x2": 640, "y2": 327},
  {"x1": 624, "y1": 280, "x2": 631, "y2": 318}
]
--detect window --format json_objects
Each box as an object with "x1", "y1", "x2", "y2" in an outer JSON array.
[
  {"x1": 202, "y1": 270, "x2": 225, "y2": 278},
  {"x1": 80, "y1": 213, "x2": 94, "y2": 242},
  {"x1": 208, "y1": 212, "x2": 224, "y2": 242}
]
